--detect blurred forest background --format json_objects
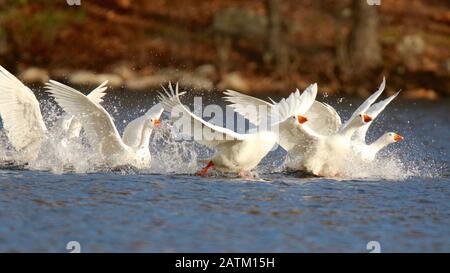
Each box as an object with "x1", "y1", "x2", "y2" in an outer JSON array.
[{"x1": 0, "y1": 0, "x2": 449, "y2": 99}]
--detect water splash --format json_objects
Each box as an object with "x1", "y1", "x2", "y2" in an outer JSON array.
[
  {"x1": 0, "y1": 94, "x2": 445, "y2": 180},
  {"x1": 149, "y1": 122, "x2": 203, "y2": 174},
  {"x1": 0, "y1": 97, "x2": 101, "y2": 173},
  {"x1": 281, "y1": 141, "x2": 443, "y2": 181},
  {"x1": 0, "y1": 116, "x2": 443, "y2": 179}
]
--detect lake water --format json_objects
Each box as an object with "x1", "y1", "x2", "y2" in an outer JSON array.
[{"x1": 0, "y1": 90, "x2": 448, "y2": 252}]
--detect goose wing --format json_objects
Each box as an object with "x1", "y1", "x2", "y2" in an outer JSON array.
[
  {"x1": 0, "y1": 66, "x2": 47, "y2": 153},
  {"x1": 86, "y1": 80, "x2": 108, "y2": 105},
  {"x1": 353, "y1": 91, "x2": 400, "y2": 143},
  {"x1": 272, "y1": 84, "x2": 317, "y2": 124},
  {"x1": 306, "y1": 101, "x2": 342, "y2": 135},
  {"x1": 225, "y1": 84, "x2": 340, "y2": 136},
  {"x1": 223, "y1": 89, "x2": 275, "y2": 126},
  {"x1": 224, "y1": 84, "x2": 317, "y2": 126},
  {"x1": 45, "y1": 80, "x2": 127, "y2": 155},
  {"x1": 159, "y1": 83, "x2": 247, "y2": 148},
  {"x1": 341, "y1": 77, "x2": 386, "y2": 130},
  {"x1": 58, "y1": 80, "x2": 109, "y2": 138}
]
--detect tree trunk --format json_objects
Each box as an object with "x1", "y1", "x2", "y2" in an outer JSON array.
[
  {"x1": 344, "y1": 0, "x2": 382, "y2": 79},
  {"x1": 215, "y1": 34, "x2": 231, "y2": 76},
  {"x1": 0, "y1": 28, "x2": 18, "y2": 73},
  {"x1": 265, "y1": 0, "x2": 288, "y2": 75}
]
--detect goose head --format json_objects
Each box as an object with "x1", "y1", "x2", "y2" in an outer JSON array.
[
  {"x1": 150, "y1": 117, "x2": 161, "y2": 127},
  {"x1": 147, "y1": 104, "x2": 164, "y2": 128},
  {"x1": 359, "y1": 114, "x2": 373, "y2": 124},
  {"x1": 346, "y1": 114, "x2": 373, "y2": 130},
  {"x1": 340, "y1": 113, "x2": 373, "y2": 139},
  {"x1": 289, "y1": 114, "x2": 308, "y2": 127},
  {"x1": 383, "y1": 132, "x2": 404, "y2": 144}
]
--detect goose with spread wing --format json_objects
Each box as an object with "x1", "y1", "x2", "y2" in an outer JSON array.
[
  {"x1": 225, "y1": 78, "x2": 403, "y2": 176},
  {"x1": 225, "y1": 81, "x2": 392, "y2": 176},
  {"x1": 294, "y1": 79, "x2": 404, "y2": 175},
  {"x1": 224, "y1": 84, "x2": 340, "y2": 152},
  {"x1": 45, "y1": 80, "x2": 163, "y2": 169},
  {"x1": 351, "y1": 91, "x2": 403, "y2": 161},
  {"x1": 291, "y1": 78, "x2": 403, "y2": 163},
  {"x1": 0, "y1": 65, "x2": 107, "y2": 162},
  {"x1": 158, "y1": 83, "x2": 269, "y2": 177},
  {"x1": 160, "y1": 84, "x2": 316, "y2": 177}
]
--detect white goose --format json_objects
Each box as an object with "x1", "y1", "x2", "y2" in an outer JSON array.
[
  {"x1": 289, "y1": 78, "x2": 402, "y2": 162},
  {"x1": 226, "y1": 81, "x2": 398, "y2": 176},
  {"x1": 45, "y1": 80, "x2": 163, "y2": 169},
  {"x1": 292, "y1": 79, "x2": 403, "y2": 175},
  {"x1": 158, "y1": 83, "x2": 316, "y2": 177},
  {"x1": 0, "y1": 65, "x2": 107, "y2": 162},
  {"x1": 160, "y1": 84, "x2": 317, "y2": 177},
  {"x1": 224, "y1": 84, "x2": 340, "y2": 151},
  {"x1": 226, "y1": 78, "x2": 403, "y2": 174},
  {"x1": 288, "y1": 112, "x2": 372, "y2": 176},
  {"x1": 351, "y1": 91, "x2": 403, "y2": 161}
]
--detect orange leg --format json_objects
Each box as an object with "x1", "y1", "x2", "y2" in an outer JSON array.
[{"x1": 196, "y1": 161, "x2": 214, "y2": 176}]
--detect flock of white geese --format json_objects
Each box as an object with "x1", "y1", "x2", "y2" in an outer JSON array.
[{"x1": 0, "y1": 65, "x2": 403, "y2": 178}]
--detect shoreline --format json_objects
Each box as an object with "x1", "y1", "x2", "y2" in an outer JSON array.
[{"x1": 17, "y1": 65, "x2": 444, "y2": 101}]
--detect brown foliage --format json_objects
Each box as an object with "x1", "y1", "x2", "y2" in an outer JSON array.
[{"x1": 0, "y1": 0, "x2": 448, "y2": 96}]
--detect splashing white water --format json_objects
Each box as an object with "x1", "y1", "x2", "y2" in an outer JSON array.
[
  {"x1": 149, "y1": 122, "x2": 203, "y2": 174},
  {"x1": 0, "y1": 96, "x2": 443, "y2": 180},
  {"x1": 0, "y1": 118, "x2": 441, "y2": 180},
  {"x1": 281, "y1": 141, "x2": 442, "y2": 181}
]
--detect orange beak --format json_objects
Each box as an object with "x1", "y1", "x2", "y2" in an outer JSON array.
[
  {"x1": 363, "y1": 114, "x2": 373, "y2": 123},
  {"x1": 153, "y1": 119, "x2": 161, "y2": 126},
  {"x1": 394, "y1": 133, "x2": 404, "y2": 142},
  {"x1": 297, "y1": 115, "x2": 308, "y2": 124}
]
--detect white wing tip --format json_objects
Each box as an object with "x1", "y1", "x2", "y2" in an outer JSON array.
[
  {"x1": 379, "y1": 77, "x2": 386, "y2": 90},
  {"x1": 223, "y1": 89, "x2": 238, "y2": 96}
]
